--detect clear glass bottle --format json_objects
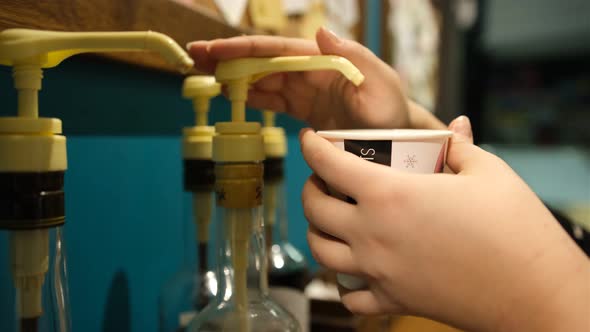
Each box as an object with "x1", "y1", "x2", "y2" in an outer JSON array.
[
  {"x1": 0, "y1": 172, "x2": 71, "y2": 332},
  {"x1": 160, "y1": 76, "x2": 221, "y2": 332},
  {"x1": 264, "y1": 157, "x2": 309, "y2": 332},
  {"x1": 159, "y1": 160, "x2": 217, "y2": 332},
  {"x1": 188, "y1": 161, "x2": 299, "y2": 332}
]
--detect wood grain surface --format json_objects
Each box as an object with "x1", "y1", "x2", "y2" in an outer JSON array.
[{"x1": 0, "y1": 0, "x2": 245, "y2": 73}]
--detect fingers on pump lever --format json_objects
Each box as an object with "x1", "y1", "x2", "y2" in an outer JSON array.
[{"x1": 187, "y1": 36, "x2": 320, "y2": 73}]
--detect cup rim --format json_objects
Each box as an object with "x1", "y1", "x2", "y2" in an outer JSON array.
[{"x1": 316, "y1": 129, "x2": 453, "y2": 141}]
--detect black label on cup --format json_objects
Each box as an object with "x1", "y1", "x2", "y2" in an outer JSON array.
[
  {"x1": 344, "y1": 140, "x2": 392, "y2": 167},
  {"x1": 342, "y1": 140, "x2": 392, "y2": 204}
]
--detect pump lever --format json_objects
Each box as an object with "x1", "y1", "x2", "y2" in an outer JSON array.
[
  {"x1": 0, "y1": 28, "x2": 194, "y2": 72},
  {"x1": 214, "y1": 55, "x2": 365, "y2": 123},
  {"x1": 216, "y1": 55, "x2": 365, "y2": 86}
]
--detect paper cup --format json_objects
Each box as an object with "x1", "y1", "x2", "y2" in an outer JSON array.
[{"x1": 316, "y1": 129, "x2": 452, "y2": 290}]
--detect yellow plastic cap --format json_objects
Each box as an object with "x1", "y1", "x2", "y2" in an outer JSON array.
[
  {"x1": 0, "y1": 134, "x2": 67, "y2": 172},
  {"x1": 183, "y1": 126, "x2": 215, "y2": 160},
  {"x1": 261, "y1": 126, "x2": 287, "y2": 158},
  {"x1": 182, "y1": 76, "x2": 221, "y2": 99},
  {"x1": 0, "y1": 117, "x2": 61, "y2": 134},
  {"x1": 0, "y1": 118, "x2": 66, "y2": 172},
  {"x1": 213, "y1": 122, "x2": 264, "y2": 162},
  {"x1": 261, "y1": 110, "x2": 286, "y2": 158}
]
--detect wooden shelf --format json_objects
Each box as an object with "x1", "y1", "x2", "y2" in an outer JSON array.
[{"x1": 0, "y1": 0, "x2": 246, "y2": 73}]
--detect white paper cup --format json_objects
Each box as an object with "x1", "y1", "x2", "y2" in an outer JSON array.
[{"x1": 316, "y1": 129, "x2": 452, "y2": 290}]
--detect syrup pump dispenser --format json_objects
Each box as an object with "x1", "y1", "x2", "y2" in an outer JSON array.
[
  {"x1": 188, "y1": 55, "x2": 364, "y2": 332},
  {"x1": 0, "y1": 29, "x2": 193, "y2": 332},
  {"x1": 261, "y1": 111, "x2": 310, "y2": 331},
  {"x1": 159, "y1": 76, "x2": 221, "y2": 332}
]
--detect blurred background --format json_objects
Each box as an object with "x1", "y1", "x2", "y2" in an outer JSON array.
[{"x1": 0, "y1": 0, "x2": 588, "y2": 331}]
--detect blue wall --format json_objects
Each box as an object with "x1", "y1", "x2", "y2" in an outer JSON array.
[
  {"x1": 365, "y1": 0, "x2": 382, "y2": 55},
  {"x1": 0, "y1": 57, "x2": 312, "y2": 332}
]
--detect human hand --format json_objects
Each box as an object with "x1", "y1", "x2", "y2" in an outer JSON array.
[
  {"x1": 187, "y1": 28, "x2": 444, "y2": 130},
  {"x1": 300, "y1": 116, "x2": 590, "y2": 331}
]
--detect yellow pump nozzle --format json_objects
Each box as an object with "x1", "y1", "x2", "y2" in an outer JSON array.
[
  {"x1": 181, "y1": 76, "x2": 221, "y2": 161},
  {"x1": 215, "y1": 55, "x2": 364, "y2": 125},
  {"x1": 213, "y1": 55, "x2": 364, "y2": 163},
  {"x1": 210, "y1": 56, "x2": 364, "y2": 332},
  {"x1": 0, "y1": 28, "x2": 194, "y2": 121},
  {"x1": 0, "y1": 28, "x2": 194, "y2": 328},
  {"x1": 261, "y1": 110, "x2": 287, "y2": 159},
  {"x1": 182, "y1": 76, "x2": 221, "y2": 127},
  {"x1": 181, "y1": 76, "x2": 221, "y2": 249},
  {"x1": 0, "y1": 29, "x2": 194, "y2": 71},
  {"x1": 263, "y1": 111, "x2": 275, "y2": 128}
]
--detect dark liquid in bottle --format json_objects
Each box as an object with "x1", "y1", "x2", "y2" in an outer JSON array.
[
  {"x1": 268, "y1": 268, "x2": 308, "y2": 291},
  {"x1": 20, "y1": 318, "x2": 38, "y2": 332}
]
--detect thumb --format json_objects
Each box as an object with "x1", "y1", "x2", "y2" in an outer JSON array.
[
  {"x1": 316, "y1": 27, "x2": 374, "y2": 65},
  {"x1": 315, "y1": 27, "x2": 391, "y2": 79},
  {"x1": 446, "y1": 116, "x2": 488, "y2": 174},
  {"x1": 315, "y1": 27, "x2": 400, "y2": 111},
  {"x1": 448, "y1": 115, "x2": 474, "y2": 145}
]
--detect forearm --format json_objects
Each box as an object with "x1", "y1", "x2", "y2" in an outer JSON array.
[
  {"x1": 547, "y1": 262, "x2": 590, "y2": 332},
  {"x1": 497, "y1": 237, "x2": 590, "y2": 332},
  {"x1": 407, "y1": 100, "x2": 447, "y2": 130}
]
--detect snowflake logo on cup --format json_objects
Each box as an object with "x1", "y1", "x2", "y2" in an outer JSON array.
[{"x1": 404, "y1": 154, "x2": 418, "y2": 168}]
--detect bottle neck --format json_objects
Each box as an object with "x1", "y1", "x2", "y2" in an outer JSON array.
[
  {"x1": 181, "y1": 189, "x2": 213, "y2": 269},
  {"x1": 182, "y1": 159, "x2": 215, "y2": 268},
  {"x1": 212, "y1": 161, "x2": 266, "y2": 305},
  {"x1": 264, "y1": 158, "x2": 288, "y2": 245},
  {"x1": 198, "y1": 242, "x2": 208, "y2": 275},
  {"x1": 214, "y1": 205, "x2": 268, "y2": 301},
  {"x1": 263, "y1": 161, "x2": 308, "y2": 289},
  {"x1": 276, "y1": 177, "x2": 289, "y2": 243},
  {"x1": 265, "y1": 177, "x2": 289, "y2": 245}
]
